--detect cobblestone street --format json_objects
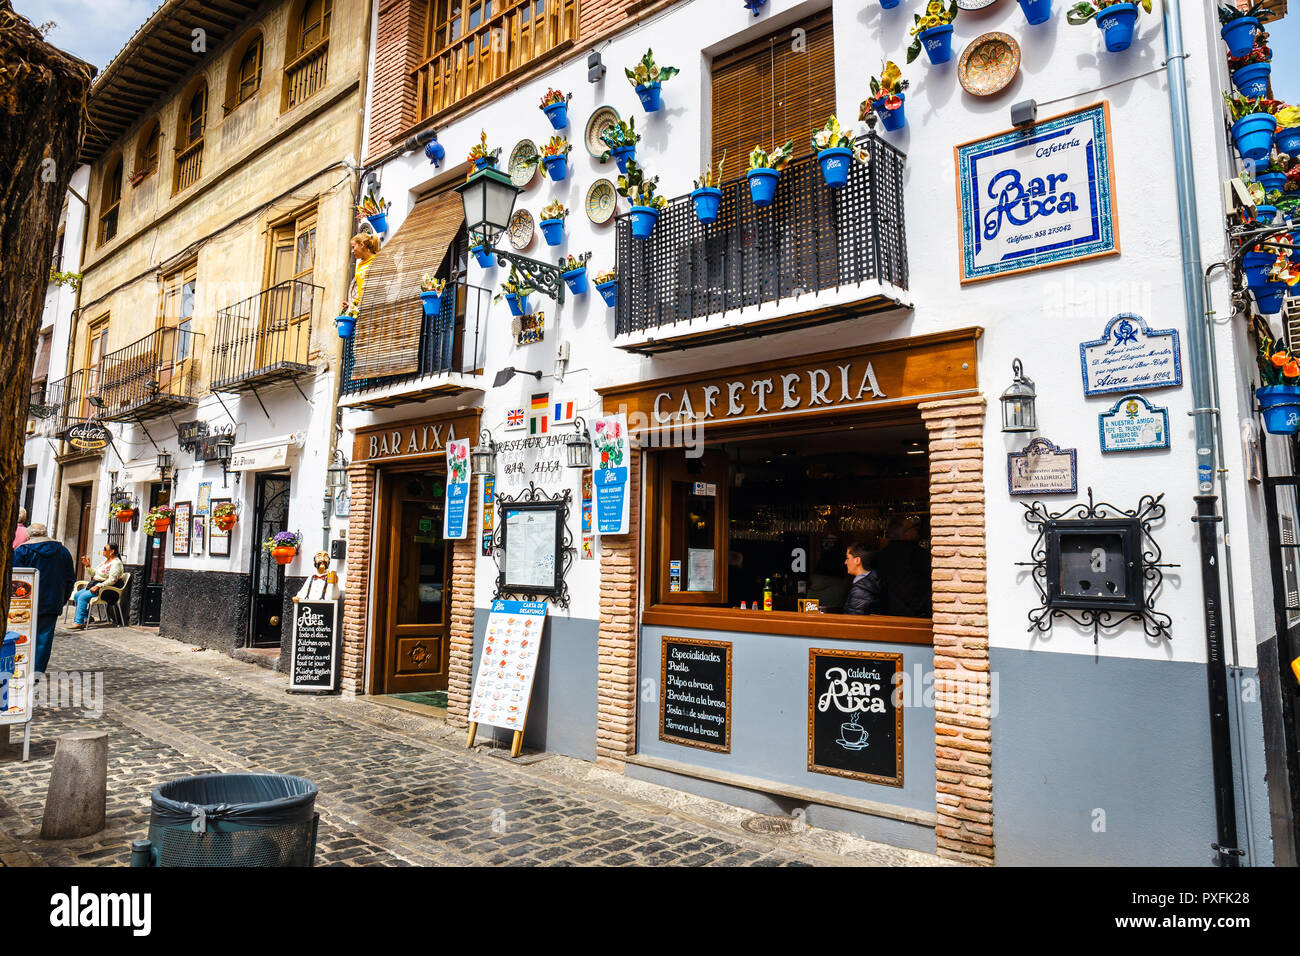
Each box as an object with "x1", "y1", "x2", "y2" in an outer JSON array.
[{"x1": 0, "y1": 626, "x2": 946, "y2": 867}]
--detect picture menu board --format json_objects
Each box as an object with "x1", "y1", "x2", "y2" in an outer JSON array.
[
  {"x1": 469, "y1": 600, "x2": 547, "y2": 733},
  {"x1": 2, "y1": 569, "x2": 39, "y2": 726},
  {"x1": 288, "y1": 600, "x2": 340, "y2": 692},
  {"x1": 808, "y1": 648, "x2": 904, "y2": 787},
  {"x1": 172, "y1": 501, "x2": 192, "y2": 556},
  {"x1": 659, "y1": 636, "x2": 731, "y2": 753}
]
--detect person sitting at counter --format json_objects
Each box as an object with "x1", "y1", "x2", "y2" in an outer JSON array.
[{"x1": 842, "y1": 542, "x2": 885, "y2": 615}]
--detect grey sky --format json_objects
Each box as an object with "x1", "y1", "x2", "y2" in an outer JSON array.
[{"x1": 13, "y1": 0, "x2": 158, "y2": 71}]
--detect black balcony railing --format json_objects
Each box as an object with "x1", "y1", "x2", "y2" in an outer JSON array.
[
  {"x1": 210, "y1": 280, "x2": 319, "y2": 392},
  {"x1": 341, "y1": 280, "x2": 488, "y2": 404},
  {"x1": 28, "y1": 368, "x2": 91, "y2": 433},
  {"x1": 614, "y1": 133, "x2": 908, "y2": 338},
  {"x1": 98, "y1": 326, "x2": 204, "y2": 421}
]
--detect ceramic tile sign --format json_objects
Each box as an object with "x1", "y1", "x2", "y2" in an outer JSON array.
[
  {"x1": 2, "y1": 569, "x2": 39, "y2": 726},
  {"x1": 808, "y1": 648, "x2": 904, "y2": 788},
  {"x1": 592, "y1": 414, "x2": 630, "y2": 535},
  {"x1": 1080, "y1": 313, "x2": 1182, "y2": 396},
  {"x1": 955, "y1": 103, "x2": 1118, "y2": 283},
  {"x1": 1008, "y1": 437, "x2": 1078, "y2": 496},
  {"x1": 468, "y1": 599, "x2": 547, "y2": 733},
  {"x1": 1099, "y1": 394, "x2": 1171, "y2": 452},
  {"x1": 660, "y1": 636, "x2": 732, "y2": 753},
  {"x1": 445, "y1": 438, "x2": 470, "y2": 539}
]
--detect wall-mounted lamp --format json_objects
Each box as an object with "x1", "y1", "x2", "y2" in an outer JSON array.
[
  {"x1": 588, "y1": 50, "x2": 606, "y2": 84},
  {"x1": 492, "y1": 366, "x2": 544, "y2": 388},
  {"x1": 471, "y1": 429, "x2": 498, "y2": 478},
  {"x1": 566, "y1": 418, "x2": 592, "y2": 470},
  {"x1": 156, "y1": 449, "x2": 173, "y2": 481},
  {"x1": 212, "y1": 434, "x2": 235, "y2": 488},
  {"x1": 326, "y1": 450, "x2": 349, "y2": 496},
  {"x1": 1000, "y1": 358, "x2": 1038, "y2": 433}
]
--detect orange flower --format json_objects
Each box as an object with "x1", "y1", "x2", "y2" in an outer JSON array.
[
  {"x1": 1273, "y1": 351, "x2": 1289, "y2": 367},
  {"x1": 1286, "y1": 360, "x2": 1300, "y2": 380}
]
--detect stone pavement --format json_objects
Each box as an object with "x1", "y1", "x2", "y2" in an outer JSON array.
[{"x1": 0, "y1": 625, "x2": 950, "y2": 867}]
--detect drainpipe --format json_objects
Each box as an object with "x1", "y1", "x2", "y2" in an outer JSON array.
[{"x1": 1162, "y1": 0, "x2": 1241, "y2": 866}]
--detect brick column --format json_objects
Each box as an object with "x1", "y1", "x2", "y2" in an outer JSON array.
[
  {"x1": 368, "y1": 0, "x2": 428, "y2": 153},
  {"x1": 445, "y1": 486, "x2": 479, "y2": 728},
  {"x1": 919, "y1": 395, "x2": 993, "y2": 865},
  {"x1": 595, "y1": 449, "x2": 641, "y2": 768},
  {"x1": 341, "y1": 464, "x2": 376, "y2": 695}
]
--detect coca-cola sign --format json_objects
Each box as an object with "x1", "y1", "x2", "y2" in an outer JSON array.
[{"x1": 62, "y1": 421, "x2": 111, "y2": 451}]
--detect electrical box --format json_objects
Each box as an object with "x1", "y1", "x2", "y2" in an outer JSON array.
[
  {"x1": 330, "y1": 539, "x2": 346, "y2": 561},
  {"x1": 1044, "y1": 518, "x2": 1142, "y2": 614}
]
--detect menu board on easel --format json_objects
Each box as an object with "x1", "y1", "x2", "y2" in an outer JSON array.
[
  {"x1": 3, "y1": 568, "x2": 39, "y2": 733},
  {"x1": 466, "y1": 599, "x2": 547, "y2": 757}
]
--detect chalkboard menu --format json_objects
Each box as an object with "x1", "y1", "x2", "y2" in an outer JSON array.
[
  {"x1": 659, "y1": 636, "x2": 731, "y2": 753},
  {"x1": 808, "y1": 648, "x2": 903, "y2": 787},
  {"x1": 289, "y1": 601, "x2": 340, "y2": 692}
]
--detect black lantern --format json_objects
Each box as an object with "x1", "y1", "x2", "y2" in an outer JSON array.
[
  {"x1": 471, "y1": 429, "x2": 498, "y2": 478},
  {"x1": 156, "y1": 449, "x2": 173, "y2": 480},
  {"x1": 455, "y1": 167, "x2": 566, "y2": 303},
  {"x1": 566, "y1": 418, "x2": 592, "y2": 470},
  {"x1": 212, "y1": 433, "x2": 235, "y2": 487},
  {"x1": 326, "y1": 450, "x2": 349, "y2": 495},
  {"x1": 1000, "y1": 359, "x2": 1038, "y2": 433}
]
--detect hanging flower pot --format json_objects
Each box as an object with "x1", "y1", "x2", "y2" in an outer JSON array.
[
  {"x1": 1231, "y1": 61, "x2": 1271, "y2": 98},
  {"x1": 562, "y1": 266, "x2": 588, "y2": 295},
  {"x1": 1220, "y1": 16, "x2": 1260, "y2": 59},
  {"x1": 504, "y1": 292, "x2": 531, "y2": 316},
  {"x1": 1017, "y1": 0, "x2": 1051, "y2": 24},
  {"x1": 1243, "y1": 249, "x2": 1287, "y2": 313},
  {"x1": 115, "y1": 508, "x2": 135, "y2": 523},
  {"x1": 335, "y1": 313, "x2": 356, "y2": 338},
  {"x1": 691, "y1": 187, "x2": 722, "y2": 224},
  {"x1": 747, "y1": 168, "x2": 781, "y2": 207},
  {"x1": 1232, "y1": 112, "x2": 1277, "y2": 162},
  {"x1": 544, "y1": 101, "x2": 568, "y2": 129},
  {"x1": 611, "y1": 144, "x2": 637, "y2": 174},
  {"x1": 420, "y1": 290, "x2": 444, "y2": 316},
  {"x1": 366, "y1": 212, "x2": 389, "y2": 234},
  {"x1": 1095, "y1": 3, "x2": 1138, "y2": 52},
  {"x1": 1258, "y1": 171, "x2": 1287, "y2": 194},
  {"x1": 471, "y1": 244, "x2": 494, "y2": 269},
  {"x1": 152, "y1": 517, "x2": 171, "y2": 533},
  {"x1": 1276, "y1": 127, "x2": 1300, "y2": 158},
  {"x1": 875, "y1": 93, "x2": 907, "y2": 132},
  {"x1": 1256, "y1": 204, "x2": 1278, "y2": 224},
  {"x1": 1257, "y1": 385, "x2": 1300, "y2": 434},
  {"x1": 625, "y1": 49, "x2": 679, "y2": 114},
  {"x1": 881, "y1": 0, "x2": 901, "y2": 8},
  {"x1": 629, "y1": 204, "x2": 661, "y2": 240},
  {"x1": 817, "y1": 148, "x2": 854, "y2": 189},
  {"x1": 272, "y1": 546, "x2": 297, "y2": 566},
  {"x1": 540, "y1": 218, "x2": 565, "y2": 246},
  {"x1": 918, "y1": 24, "x2": 955, "y2": 64},
  {"x1": 636, "y1": 82, "x2": 663, "y2": 113},
  {"x1": 214, "y1": 514, "x2": 237, "y2": 532},
  {"x1": 542, "y1": 153, "x2": 569, "y2": 181},
  {"x1": 595, "y1": 278, "x2": 619, "y2": 307}
]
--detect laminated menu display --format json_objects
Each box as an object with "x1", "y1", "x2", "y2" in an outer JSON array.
[
  {"x1": 468, "y1": 600, "x2": 547, "y2": 737},
  {"x1": 3, "y1": 569, "x2": 39, "y2": 727}
]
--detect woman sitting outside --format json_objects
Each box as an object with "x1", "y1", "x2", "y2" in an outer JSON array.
[{"x1": 69, "y1": 543, "x2": 125, "y2": 630}]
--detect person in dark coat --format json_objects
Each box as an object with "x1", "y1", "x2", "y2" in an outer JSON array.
[
  {"x1": 842, "y1": 542, "x2": 885, "y2": 615},
  {"x1": 12, "y1": 523, "x2": 76, "y2": 674},
  {"x1": 874, "y1": 516, "x2": 932, "y2": 618}
]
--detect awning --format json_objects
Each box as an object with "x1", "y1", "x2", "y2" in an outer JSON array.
[
  {"x1": 351, "y1": 190, "x2": 464, "y2": 381},
  {"x1": 228, "y1": 434, "x2": 299, "y2": 472},
  {"x1": 119, "y1": 458, "x2": 159, "y2": 485}
]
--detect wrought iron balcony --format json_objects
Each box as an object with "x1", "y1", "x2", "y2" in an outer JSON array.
[
  {"x1": 97, "y1": 326, "x2": 204, "y2": 422},
  {"x1": 612, "y1": 134, "x2": 909, "y2": 352},
  {"x1": 340, "y1": 280, "x2": 488, "y2": 409},
  {"x1": 28, "y1": 368, "x2": 91, "y2": 435},
  {"x1": 210, "y1": 280, "x2": 320, "y2": 392}
]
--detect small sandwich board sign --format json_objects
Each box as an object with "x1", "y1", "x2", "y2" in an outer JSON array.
[{"x1": 466, "y1": 600, "x2": 547, "y2": 757}]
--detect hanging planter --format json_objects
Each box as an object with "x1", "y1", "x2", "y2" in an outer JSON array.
[
  {"x1": 626, "y1": 50, "x2": 679, "y2": 114},
  {"x1": 265, "y1": 532, "x2": 301, "y2": 566},
  {"x1": 907, "y1": 2, "x2": 959, "y2": 65},
  {"x1": 1243, "y1": 249, "x2": 1288, "y2": 313},
  {"x1": 537, "y1": 135, "x2": 572, "y2": 181},
  {"x1": 539, "y1": 199, "x2": 568, "y2": 247},
  {"x1": 1232, "y1": 112, "x2": 1277, "y2": 162},
  {"x1": 539, "y1": 89, "x2": 571, "y2": 130},
  {"x1": 559, "y1": 254, "x2": 590, "y2": 295},
  {"x1": 611, "y1": 144, "x2": 637, "y2": 174},
  {"x1": 470, "y1": 241, "x2": 494, "y2": 269},
  {"x1": 691, "y1": 152, "x2": 725, "y2": 225},
  {"x1": 1277, "y1": 127, "x2": 1300, "y2": 158},
  {"x1": 213, "y1": 503, "x2": 238, "y2": 532},
  {"x1": 468, "y1": 131, "x2": 502, "y2": 171},
  {"x1": 114, "y1": 508, "x2": 135, "y2": 524},
  {"x1": 1232, "y1": 62, "x2": 1271, "y2": 98},
  {"x1": 495, "y1": 267, "x2": 534, "y2": 316},
  {"x1": 629, "y1": 205, "x2": 661, "y2": 240},
  {"x1": 635, "y1": 83, "x2": 663, "y2": 113},
  {"x1": 881, "y1": 0, "x2": 902, "y2": 8},
  {"x1": 272, "y1": 546, "x2": 297, "y2": 566},
  {"x1": 335, "y1": 311, "x2": 356, "y2": 338},
  {"x1": 1017, "y1": 0, "x2": 1052, "y2": 24},
  {"x1": 1220, "y1": 15, "x2": 1260, "y2": 59},
  {"x1": 615, "y1": 160, "x2": 668, "y2": 240},
  {"x1": 920, "y1": 25, "x2": 955, "y2": 63},
  {"x1": 812, "y1": 117, "x2": 865, "y2": 190},
  {"x1": 1255, "y1": 334, "x2": 1300, "y2": 434},
  {"x1": 1067, "y1": 0, "x2": 1152, "y2": 54},
  {"x1": 357, "y1": 186, "x2": 389, "y2": 235},
  {"x1": 863, "y1": 62, "x2": 908, "y2": 133},
  {"x1": 746, "y1": 141, "x2": 794, "y2": 208},
  {"x1": 1257, "y1": 171, "x2": 1287, "y2": 194},
  {"x1": 594, "y1": 270, "x2": 618, "y2": 307},
  {"x1": 144, "y1": 506, "x2": 175, "y2": 537},
  {"x1": 1256, "y1": 204, "x2": 1278, "y2": 224},
  {"x1": 420, "y1": 275, "x2": 447, "y2": 317},
  {"x1": 599, "y1": 117, "x2": 640, "y2": 173}
]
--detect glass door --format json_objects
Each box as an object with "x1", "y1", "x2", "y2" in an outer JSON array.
[{"x1": 141, "y1": 482, "x2": 170, "y2": 625}]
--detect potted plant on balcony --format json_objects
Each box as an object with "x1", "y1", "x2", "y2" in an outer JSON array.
[
  {"x1": 1066, "y1": 0, "x2": 1152, "y2": 53},
  {"x1": 144, "y1": 505, "x2": 175, "y2": 536},
  {"x1": 495, "y1": 268, "x2": 535, "y2": 316},
  {"x1": 593, "y1": 267, "x2": 618, "y2": 307},
  {"x1": 468, "y1": 131, "x2": 501, "y2": 171},
  {"x1": 559, "y1": 253, "x2": 591, "y2": 295},
  {"x1": 108, "y1": 500, "x2": 135, "y2": 524},
  {"x1": 1017, "y1": 0, "x2": 1053, "y2": 24},
  {"x1": 746, "y1": 141, "x2": 794, "y2": 208},
  {"x1": 812, "y1": 116, "x2": 867, "y2": 190},
  {"x1": 212, "y1": 502, "x2": 238, "y2": 532},
  {"x1": 862, "y1": 62, "x2": 908, "y2": 133},
  {"x1": 264, "y1": 530, "x2": 300, "y2": 566},
  {"x1": 420, "y1": 274, "x2": 447, "y2": 316},
  {"x1": 1247, "y1": 180, "x2": 1278, "y2": 223},
  {"x1": 469, "y1": 232, "x2": 495, "y2": 269},
  {"x1": 907, "y1": 1, "x2": 959, "y2": 65},
  {"x1": 538, "y1": 135, "x2": 572, "y2": 182},
  {"x1": 1278, "y1": 124, "x2": 1300, "y2": 158},
  {"x1": 356, "y1": 187, "x2": 390, "y2": 234},
  {"x1": 599, "y1": 117, "x2": 641, "y2": 173},
  {"x1": 1224, "y1": 93, "x2": 1300, "y2": 163},
  {"x1": 540, "y1": 89, "x2": 572, "y2": 130},
  {"x1": 1256, "y1": 334, "x2": 1300, "y2": 434},
  {"x1": 616, "y1": 160, "x2": 669, "y2": 239},
  {"x1": 1228, "y1": 30, "x2": 1272, "y2": 98},
  {"x1": 626, "y1": 49, "x2": 680, "y2": 114},
  {"x1": 1256, "y1": 155, "x2": 1291, "y2": 194},
  {"x1": 691, "y1": 151, "x2": 726, "y2": 225},
  {"x1": 1243, "y1": 231, "x2": 1298, "y2": 314},
  {"x1": 1219, "y1": 2, "x2": 1268, "y2": 58},
  {"x1": 335, "y1": 301, "x2": 358, "y2": 339},
  {"x1": 539, "y1": 200, "x2": 569, "y2": 246}
]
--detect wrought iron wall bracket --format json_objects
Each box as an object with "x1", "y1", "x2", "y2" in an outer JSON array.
[
  {"x1": 490, "y1": 482, "x2": 575, "y2": 609},
  {"x1": 491, "y1": 248, "x2": 566, "y2": 304}
]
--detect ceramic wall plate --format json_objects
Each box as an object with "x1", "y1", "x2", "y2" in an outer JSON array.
[
  {"x1": 507, "y1": 209, "x2": 534, "y2": 251},
  {"x1": 585, "y1": 105, "x2": 621, "y2": 158},
  {"x1": 956, "y1": 0, "x2": 999, "y2": 9},
  {"x1": 585, "y1": 179, "x2": 618, "y2": 225},
  {"x1": 509, "y1": 139, "x2": 539, "y2": 189},
  {"x1": 958, "y1": 31, "x2": 1020, "y2": 96}
]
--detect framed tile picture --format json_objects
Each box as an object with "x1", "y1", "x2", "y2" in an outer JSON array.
[{"x1": 172, "y1": 501, "x2": 192, "y2": 556}]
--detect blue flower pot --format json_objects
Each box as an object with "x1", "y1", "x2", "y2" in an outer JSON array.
[
  {"x1": 335, "y1": 315, "x2": 355, "y2": 339},
  {"x1": 474, "y1": 156, "x2": 496, "y2": 171},
  {"x1": 1276, "y1": 127, "x2": 1300, "y2": 158},
  {"x1": 747, "y1": 168, "x2": 781, "y2": 207},
  {"x1": 367, "y1": 212, "x2": 389, "y2": 234},
  {"x1": 542, "y1": 153, "x2": 569, "y2": 181},
  {"x1": 543, "y1": 101, "x2": 569, "y2": 130},
  {"x1": 875, "y1": 93, "x2": 906, "y2": 131},
  {"x1": 1258, "y1": 385, "x2": 1300, "y2": 434},
  {"x1": 919, "y1": 24, "x2": 954, "y2": 64},
  {"x1": 1017, "y1": 0, "x2": 1051, "y2": 24},
  {"x1": 420, "y1": 290, "x2": 443, "y2": 316},
  {"x1": 1244, "y1": 250, "x2": 1286, "y2": 313},
  {"x1": 1258, "y1": 171, "x2": 1287, "y2": 194},
  {"x1": 636, "y1": 82, "x2": 663, "y2": 113},
  {"x1": 1256, "y1": 204, "x2": 1278, "y2": 224},
  {"x1": 691, "y1": 187, "x2": 722, "y2": 224},
  {"x1": 562, "y1": 267, "x2": 588, "y2": 295},
  {"x1": 504, "y1": 292, "x2": 530, "y2": 317},
  {"x1": 817, "y1": 147, "x2": 854, "y2": 189},
  {"x1": 611, "y1": 144, "x2": 636, "y2": 173},
  {"x1": 596, "y1": 280, "x2": 618, "y2": 307},
  {"x1": 1221, "y1": 16, "x2": 1259, "y2": 59},
  {"x1": 1233, "y1": 113, "x2": 1278, "y2": 162},
  {"x1": 629, "y1": 205, "x2": 660, "y2": 240},
  {"x1": 471, "y1": 245, "x2": 494, "y2": 269},
  {"x1": 881, "y1": 0, "x2": 901, "y2": 8},
  {"x1": 1096, "y1": 3, "x2": 1138, "y2": 52},
  {"x1": 540, "y1": 217, "x2": 565, "y2": 246},
  {"x1": 1232, "y1": 62, "x2": 1271, "y2": 98},
  {"x1": 743, "y1": 0, "x2": 767, "y2": 14}
]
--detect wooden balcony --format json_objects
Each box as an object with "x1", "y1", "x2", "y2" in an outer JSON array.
[{"x1": 284, "y1": 39, "x2": 329, "y2": 110}]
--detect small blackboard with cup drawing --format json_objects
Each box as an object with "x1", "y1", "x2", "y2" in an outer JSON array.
[
  {"x1": 659, "y1": 636, "x2": 732, "y2": 753},
  {"x1": 808, "y1": 648, "x2": 904, "y2": 787}
]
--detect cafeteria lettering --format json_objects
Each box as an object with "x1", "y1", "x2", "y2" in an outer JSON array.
[{"x1": 652, "y1": 362, "x2": 886, "y2": 424}]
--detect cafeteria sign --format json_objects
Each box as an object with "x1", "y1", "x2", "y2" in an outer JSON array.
[
  {"x1": 63, "y1": 421, "x2": 111, "y2": 451},
  {"x1": 956, "y1": 103, "x2": 1118, "y2": 283}
]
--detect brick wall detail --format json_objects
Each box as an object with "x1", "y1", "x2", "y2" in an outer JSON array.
[
  {"x1": 342, "y1": 463, "x2": 376, "y2": 695},
  {"x1": 445, "y1": 487, "x2": 479, "y2": 728},
  {"x1": 369, "y1": 0, "x2": 428, "y2": 153},
  {"x1": 595, "y1": 448, "x2": 640, "y2": 769}
]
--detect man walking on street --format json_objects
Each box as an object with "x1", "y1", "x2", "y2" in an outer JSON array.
[{"x1": 12, "y1": 524, "x2": 75, "y2": 674}]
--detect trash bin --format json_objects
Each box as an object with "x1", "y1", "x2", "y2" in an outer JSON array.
[{"x1": 135, "y1": 773, "x2": 320, "y2": 867}]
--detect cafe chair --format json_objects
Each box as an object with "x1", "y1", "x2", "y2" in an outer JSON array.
[
  {"x1": 67, "y1": 574, "x2": 132, "y2": 627},
  {"x1": 64, "y1": 579, "x2": 91, "y2": 624}
]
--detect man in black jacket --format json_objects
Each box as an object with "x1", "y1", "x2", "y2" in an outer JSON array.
[
  {"x1": 874, "y1": 517, "x2": 932, "y2": 618},
  {"x1": 13, "y1": 524, "x2": 76, "y2": 674},
  {"x1": 842, "y1": 542, "x2": 885, "y2": 615}
]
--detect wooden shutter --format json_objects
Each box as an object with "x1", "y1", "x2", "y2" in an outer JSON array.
[
  {"x1": 351, "y1": 190, "x2": 464, "y2": 380},
  {"x1": 710, "y1": 10, "x2": 836, "y2": 182},
  {"x1": 32, "y1": 331, "x2": 52, "y2": 384}
]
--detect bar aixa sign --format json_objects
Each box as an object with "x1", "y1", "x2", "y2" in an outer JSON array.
[
  {"x1": 352, "y1": 412, "x2": 481, "y2": 464},
  {"x1": 599, "y1": 329, "x2": 981, "y2": 433}
]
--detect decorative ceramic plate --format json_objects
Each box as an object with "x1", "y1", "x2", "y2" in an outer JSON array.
[
  {"x1": 507, "y1": 209, "x2": 534, "y2": 251},
  {"x1": 509, "y1": 139, "x2": 538, "y2": 189},
  {"x1": 958, "y1": 31, "x2": 1020, "y2": 96},
  {"x1": 585, "y1": 179, "x2": 617, "y2": 225},
  {"x1": 585, "y1": 105, "x2": 621, "y2": 158},
  {"x1": 956, "y1": 0, "x2": 999, "y2": 9}
]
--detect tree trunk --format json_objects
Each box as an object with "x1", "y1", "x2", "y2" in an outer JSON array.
[{"x1": 0, "y1": 1, "x2": 94, "y2": 622}]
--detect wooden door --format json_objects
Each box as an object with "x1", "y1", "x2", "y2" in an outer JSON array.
[
  {"x1": 72, "y1": 485, "x2": 93, "y2": 569},
  {"x1": 375, "y1": 467, "x2": 452, "y2": 694},
  {"x1": 248, "y1": 473, "x2": 291, "y2": 647},
  {"x1": 265, "y1": 210, "x2": 316, "y2": 367}
]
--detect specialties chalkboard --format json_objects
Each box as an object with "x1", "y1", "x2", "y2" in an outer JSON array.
[
  {"x1": 289, "y1": 600, "x2": 339, "y2": 692},
  {"x1": 660, "y1": 636, "x2": 731, "y2": 753},
  {"x1": 808, "y1": 648, "x2": 903, "y2": 787}
]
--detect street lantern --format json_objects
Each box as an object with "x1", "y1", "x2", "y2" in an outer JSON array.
[
  {"x1": 1000, "y1": 358, "x2": 1038, "y2": 433},
  {"x1": 455, "y1": 167, "x2": 565, "y2": 303},
  {"x1": 156, "y1": 449, "x2": 173, "y2": 479},
  {"x1": 566, "y1": 418, "x2": 592, "y2": 470},
  {"x1": 212, "y1": 433, "x2": 235, "y2": 488},
  {"x1": 326, "y1": 452, "x2": 349, "y2": 494},
  {"x1": 471, "y1": 429, "x2": 498, "y2": 478}
]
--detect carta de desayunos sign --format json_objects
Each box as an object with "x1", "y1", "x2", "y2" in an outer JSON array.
[
  {"x1": 592, "y1": 414, "x2": 629, "y2": 535},
  {"x1": 445, "y1": 438, "x2": 471, "y2": 539},
  {"x1": 955, "y1": 102, "x2": 1118, "y2": 283}
]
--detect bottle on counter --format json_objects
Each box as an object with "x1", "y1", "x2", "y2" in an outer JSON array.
[
  {"x1": 763, "y1": 578, "x2": 773, "y2": 611},
  {"x1": 740, "y1": 601, "x2": 748, "y2": 610}
]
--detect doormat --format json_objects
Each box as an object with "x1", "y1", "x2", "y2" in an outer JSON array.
[{"x1": 390, "y1": 691, "x2": 447, "y2": 709}]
